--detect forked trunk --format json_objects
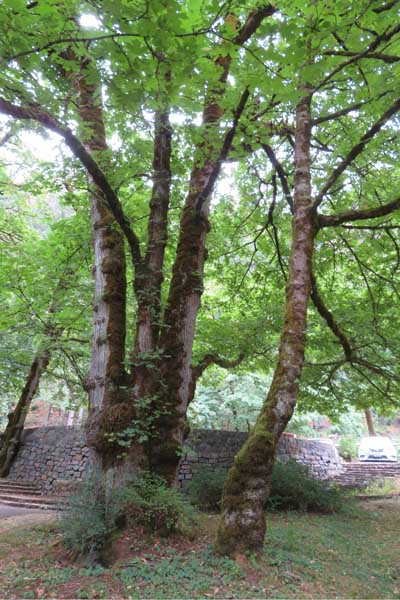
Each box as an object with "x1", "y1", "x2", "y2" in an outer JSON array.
[{"x1": 215, "y1": 91, "x2": 315, "y2": 556}]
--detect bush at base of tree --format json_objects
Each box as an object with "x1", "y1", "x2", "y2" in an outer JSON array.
[
  {"x1": 117, "y1": 472, "x2": 197, "y2": 536},
  {"x1": 60, "y1": 473, "x2": 112, "y2": 556},
  {"x1": 187, "y1": 460, "x2": 345, "y2": 514},
  {"x1": 187, "y1": 466, "x2": 228, "y2": 511},
  {"x1": 60, "y1": 471, "x2": 196, "y2": 556}
]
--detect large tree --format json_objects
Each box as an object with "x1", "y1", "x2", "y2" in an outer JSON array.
[
  {"x1": 1, "y1": 0, "x2": 399, "y2": 555},
  {"x1": 215, "y1": 0, "x2": 400, "y2": 554},
  {"x1": 0, "y1": 0, "x2": 274, "y2": 483}
]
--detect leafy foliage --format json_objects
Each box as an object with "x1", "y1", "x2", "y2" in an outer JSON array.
[
  {"x1": 60, "y1": 474, "x2": 112, "y2": 556},
  {"x1": 187, "y1": 460, "x2": 346, "y2": 514},
  {"x1": 189, "y1": 373, "x2": 269, "y2": 431},
  {"x1": 0, "y1": 1, "x2": 400, "y2": 442},
  {"x1": 117, "y1": 472, "x2": 196, "y2": 536},
  {"x1": 61, "y1": 470, "x2": 196, "y2": 555},
  {"x1": 337, "y1": 437, "x2": 359, "y2": 462},
  {"x1": 187, "y1": 466, "x2": 228, "y2": 511},
  {"x1": 266, "y1": 461, "x2": 346, "y2": 513}
]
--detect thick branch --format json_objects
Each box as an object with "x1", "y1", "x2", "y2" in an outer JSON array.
[
  {"x1": 322, "y1": 50, "x2": 400, "y2": 63},
  {"x1": 192, "y1": 352, "x2": 245, "y2": 381},
  {"x1": 318, "y1": 195, "x2": 400, "y2": 227},
  {"x1": 0, "y1": 97, "x2": 142, "y2": 265},
  {"x1": 196, "y1": 87, "x2": 250, "y2": 212},
  {"x1": 234, "y1": 5, "x2": 275, "y2": 44}
]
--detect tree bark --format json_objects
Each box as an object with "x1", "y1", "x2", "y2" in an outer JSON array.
[
  {"x1": 148, "y1": 9, "x2": 273, "y2": 482},
  {"x1": 215, "y1": 89, "x2": 315, "y2": 556},
  {"x1": 130, "y1": 108, "x2": 172, "y2": 402},
  {"x1": 0, "y1": 275, "x2": 69, "y2": 476},
  {"x1": 0, "y1": 351, "x2": 51, "y2": 477},
  {"x1": 69, "y1": 58, "x2": 136, "y2": 480},
  {"x1": 365, "y1": 408, "x2": 376, "y2": 436}
]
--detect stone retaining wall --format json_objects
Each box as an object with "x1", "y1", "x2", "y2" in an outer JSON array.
[
  {"x1": 179, "y1": 429, "x2": 343, "y2": 487},
  {"x1": 7, "y1": 427, "x2": 90, "y2": 492},
  {"x1": 5, "y1": 427, "x2": 342, "y2": 492}
]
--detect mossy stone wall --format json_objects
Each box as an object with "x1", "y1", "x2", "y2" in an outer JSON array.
[{"x1": 5, "y1": 427, "x2": 342, "y2": 492}]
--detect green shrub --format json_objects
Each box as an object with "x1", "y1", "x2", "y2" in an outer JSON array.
[
  {"x1": 267, "y1": 460, "x2": 344, "y2": 513},
  {"x1": 60, "y1": 471, "x2": 196, "y2": 555},
  {"x1": 117, "y1": 472, "x2": 196, "y2": 536},
  {"x1": 337, "y1": 436, "x2": 358, "y2": 462},
  {"x1": 59, "y1": 472, "x2": 113, "y2": 555},
  {"x1": 187, "y1": 466, "x2": 227, "y2": 511},
  {"x1": 187, "y1": 461, "x2": 344, "y2": 514}
]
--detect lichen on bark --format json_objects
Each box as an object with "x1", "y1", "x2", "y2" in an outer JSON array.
[{"x1": 215, "y1": 88, "x2": 315, "y2": 557}]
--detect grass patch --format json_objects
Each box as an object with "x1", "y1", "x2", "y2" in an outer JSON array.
[
  {"x1": 0, "y1": 500, "x2": 399, "y2": 598},
  {"x1": 360, "y1": 477, "x2": 400, "y2": 497}
]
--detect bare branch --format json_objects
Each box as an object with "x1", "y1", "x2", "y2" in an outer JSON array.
[
  {"x1": 316, "y1": 23, "x2": 400, "y2": 90},
  {"x1": 322, "y1": 50, "x2": 400, "y2": 63},
  {"x1": 310, "y1": 270, "x2": 400, "y2": 389},
  {"x1": 312, "y1": 100, "x2": 369, "y2": 125},
  {"x1": 261, "y1": 143, "x2": 293, "y2": 212}
]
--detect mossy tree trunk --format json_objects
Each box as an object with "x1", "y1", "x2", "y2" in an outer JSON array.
[
  {"x1": 147, "y1": 8, "x2": 273, "y2": 483},
  {"x1": 0, "y1": 7, "x2": 273, "y2": 489},
  {"x1": 0, "y1": 351, "x2": 51, "y2": 477},
  {"x1": 68, "y1": 56, "x2": 137, "y2": 482},
  {"x1": 0, "y1": 276, "x2": 70, "y2": 477},
  {"x1": 215, "y1": 88, "x2": 315, "y2": 556}
]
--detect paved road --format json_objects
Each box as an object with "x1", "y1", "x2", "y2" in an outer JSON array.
[
  {"x1": 0, "y1": 504, "x2": 58, "y2": 533},
  {"x1": 0, "y1": 504, "x2": 47, "y2": 519}
]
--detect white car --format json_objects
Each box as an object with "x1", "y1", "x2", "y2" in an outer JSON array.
[{"x1": 358, "y1": 436, "x2": 398, "y2": 462}]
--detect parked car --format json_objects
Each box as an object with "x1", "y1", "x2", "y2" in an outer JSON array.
[{"x1": 358, "y1": 436, "x2": 398, "y2": 462}]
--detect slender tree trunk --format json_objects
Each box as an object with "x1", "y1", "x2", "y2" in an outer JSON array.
[
  {"x1": 215, "y1": 90, "x2": 315, "y2": 556},
  {"x1": 0, "y1": 351, "x2": 51, "y2": 477},
  {"x1": 130, "y1": 108, "x2": 172, "y2": 402},
  {"x1": 365, "y1": 408, "x2": 376, "y2": 436},
  {"x1": 148, "y1": 16, "x2": 263, "y2": 481},
  {"x1": 0, "y1": 275, "x2": 70, "y2": 476}
]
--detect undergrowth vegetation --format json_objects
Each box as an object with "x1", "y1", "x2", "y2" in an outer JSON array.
[
  {"x1": 1, "y1": 499, "x2": 400, "y2": 598},
  {"x1": 60, "y1": 471, "x2": 196, "y2": 556},
  {"x1": 187, "y1": 461, "x2": 347, "y2": 514}
]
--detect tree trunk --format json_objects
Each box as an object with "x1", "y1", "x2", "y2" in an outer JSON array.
[
  {"x1": 0, "y1": 274, "x2": 70, "y2": 476},
  {"x1": 365, "y1": 408, "x2": 376, "y2": 436},
  {"x1": 0, "y1": 351, "x2": 51, "y2": 477},
  {"x1": 69, "y1": 58, "x2": 139, "y2": 482},
  {"x1": 215, "y1": 90, "x2": 315, "y2": 556}
]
